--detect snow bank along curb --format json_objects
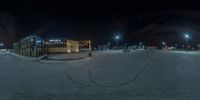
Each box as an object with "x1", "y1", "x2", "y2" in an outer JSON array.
[
  {"x1": 9, "y1": 52, "x2": 47, "y2": 61},
  {"x1": 42, "y1": 53, "x2": 91, "y2": 61},
  {"x1": 38, "y1": 53, "x2": 92, "y2": 64}
]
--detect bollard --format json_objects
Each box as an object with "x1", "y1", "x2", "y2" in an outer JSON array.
[{"x1": 88, "y1": 52, "x2": 92, "y2": 57}]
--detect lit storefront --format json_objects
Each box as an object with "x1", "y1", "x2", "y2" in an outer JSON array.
[
  {"x1": 44, "y1": 38, "x2": 79, "y2": 53},
  {"x1": 14, "y1": 35, "x2": 91, "y2": 57},
  {"x1": 79, "y1": 40, "x2": 92, "y2": 51},
  {"x1": 13, "y1": 35, "x2": 43, "y2": 57}
]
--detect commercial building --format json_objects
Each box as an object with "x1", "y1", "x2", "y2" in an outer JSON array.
[
  {"x1": 13, "y1": 35, "x2": 43, "y2": 57},
  {"x1": 79, "y1": 40, "x2": 92, "y2": 51},
  {"x1": 44, "y1": 38, "x2": 79, "y2": 53},
  {"x1": 13, "y1": 35, "x2": 92, "y2": 57}
]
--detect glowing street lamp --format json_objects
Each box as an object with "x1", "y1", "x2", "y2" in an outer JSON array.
[
  {"x1": 115, "y1": 35, "x2": 120, "y2": 48},
  {"x1": 0, "y1": 43, "x2": 3, "y2": 47},
  {"x1": 185, "y1": 34, "x2": 189, "y2": 39},
  {"x1": 184, "y1": 34, "x2": 190, "y2": 52}
]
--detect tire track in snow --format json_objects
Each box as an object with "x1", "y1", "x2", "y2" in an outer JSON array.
[
  {"x1": 65, "y1": 73, "x2": 93, "y2": 87},
  {"x1": 88, "y1": 52, "x2": 151, "y2": 88}
]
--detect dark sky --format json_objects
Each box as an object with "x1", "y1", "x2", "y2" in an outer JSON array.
[{"x1": 1, "y1": 0, "x2": 200, "y2": 47}]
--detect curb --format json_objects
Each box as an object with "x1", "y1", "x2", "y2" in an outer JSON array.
[
  {"x1": 9, "y1": 52, "x2": 47, "y2": 61},
  {"x1": 42, "y1": 55, "x2": 90, "y2": 61}
]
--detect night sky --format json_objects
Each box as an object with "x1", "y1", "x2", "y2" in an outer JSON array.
[{"x1": 0, "y1": 0, "x2": 200, "y2": 48}]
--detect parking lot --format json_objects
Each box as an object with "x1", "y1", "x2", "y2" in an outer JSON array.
[{"x1": 1, "y1": 50, "x2": 200, "y2": 100}]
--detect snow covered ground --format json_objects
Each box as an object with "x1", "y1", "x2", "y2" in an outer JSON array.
[{"x1": 1, "y1": 50, "x2": 200, "y2": 100}]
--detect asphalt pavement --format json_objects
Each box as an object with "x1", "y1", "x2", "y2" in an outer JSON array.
[{"x1": 1, "y1": 50, "x2": 200, "y2": 100}]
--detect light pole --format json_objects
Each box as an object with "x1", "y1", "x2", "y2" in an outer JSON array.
[
  {"x1": 0, "y1": 43, "x2": 3, "y2": 49},
  {"x1": 184, "y1": 34, "x2": 189, "y2": 52},
  {"x1": 115, "y1": 35, "x2": 120, "y2": 49}
]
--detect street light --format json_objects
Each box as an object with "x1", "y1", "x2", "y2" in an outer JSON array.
[
  {"x1": 0, "y1": 43, "x2": 3, "y2": 47},
  {"x1": 115, "y1": 35, "x2": 120, "y2": 49},
  {"x1": 185, "y1": 34, "x2": 189, "y2": 39},
  {"x1": 184, "y1": 34, "x2": 189, "y2": 52}
]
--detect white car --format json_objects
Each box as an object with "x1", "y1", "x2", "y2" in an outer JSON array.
[{"x1": 0, "y1": 49, "x2": 7, "y2": 52}]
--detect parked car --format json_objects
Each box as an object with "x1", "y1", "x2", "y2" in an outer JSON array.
[{"x1": 0, "y1": 49, "x2": 7, "y2": 52}]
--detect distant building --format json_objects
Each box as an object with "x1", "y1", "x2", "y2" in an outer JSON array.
[
  {"x1": 79, "y1": 40, "x2": 92, "y2": 51},
  {"x1": 13, "y1": 35, "x2": 43, "y2": 57},
  {"x1": 128, "y1": 45, "x2": 137, "y2": 50},
  {"x1": 44, "y1": 38, "x2": 79, "y2": 53},
  {"x1": 147, "y1": 46, "x2": 157, "y2": 50},
  {"x1": 13, "y1": 34, "x2": 92, "y2": 57}
]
